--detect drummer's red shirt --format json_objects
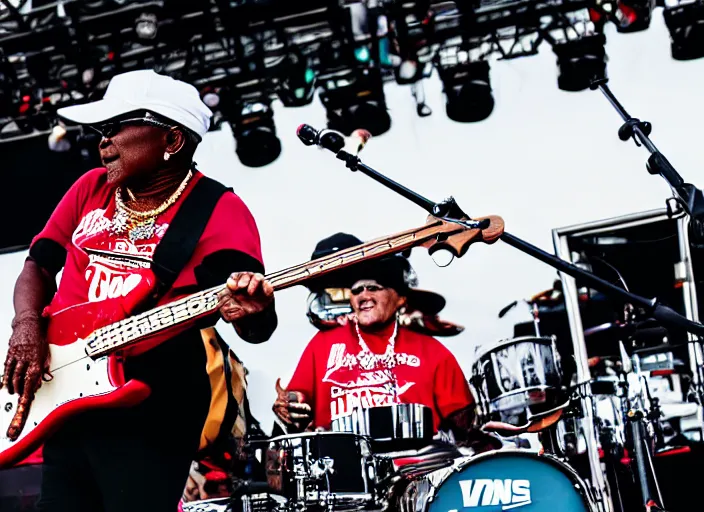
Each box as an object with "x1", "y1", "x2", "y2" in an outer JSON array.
[{"x1": 287, "y1": 322, "x2": 474, "y2": 432}]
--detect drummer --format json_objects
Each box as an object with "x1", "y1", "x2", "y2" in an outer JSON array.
[{"x1": 273, "y1": 233, "x2": 485, "y2": 447}]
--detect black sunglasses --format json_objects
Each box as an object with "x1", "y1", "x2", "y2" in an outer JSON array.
[
  {"x1": 91, "y1": 115, "x2": 175, "y2": 139},
  {"x1": 350, "y1": 283, "x2": 385, "y2": 295}
]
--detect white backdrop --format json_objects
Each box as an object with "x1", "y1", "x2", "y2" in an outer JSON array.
[{"x1": 2, "y1": 11, "x2": 704, "y2": 433}]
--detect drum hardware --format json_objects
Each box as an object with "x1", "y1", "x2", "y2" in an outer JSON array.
[
  {"x1": 619, "y1": 350, "x2": 667, "y2": 509},
  {"x1": 547, "y1": 340, "x2": 671, "y2": 512},
  {"x1": 470, "y1": 336, "x2": 571, "y2": 434},
  {"x1": 230, "y1": 492, "x2": 286, "y2": 512},
  {"x1": 484, "y1": 399, "x2": 571, "y2": 432},
  {"x1": 498, "y1": 290, "x2": 555, "y2": 336},
  {"x1": 264, "y1": 431, "x2": 378, "y2": 511},
  {"x1": 330, "y1": 403, "x2": 434, "y2": 452},
  {"x1": 378, "y1": 447, "x2": 462, "y2": 512}
]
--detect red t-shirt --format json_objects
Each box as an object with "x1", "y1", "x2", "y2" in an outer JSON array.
[
  {"x1": 30, "y1": 167, "x2": 264, "y2": 356},
  {"x1": 287, "y1": 322, "x2": 474, "y2": 432}
]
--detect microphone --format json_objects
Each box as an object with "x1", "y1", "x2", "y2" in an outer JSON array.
[
  {"x1": 296, "y1": 124, "x2": 372, "y2": 158},
  {"x1": 296, "y1": 124, "x2": 345, "y2": 152}
]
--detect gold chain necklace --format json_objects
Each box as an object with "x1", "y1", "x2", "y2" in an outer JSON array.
[
  {"x1": 355, "y1": 320, "x2": 398, "y2": 371},
  {"x1": 111, "y1": 170, "x2": 193, "y2": 241}
]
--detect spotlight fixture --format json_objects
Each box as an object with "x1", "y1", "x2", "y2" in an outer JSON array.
[
  {"x1": 663, "y1": 2, "x2": 704, "y2": 61},
  {"x1": 614, "y1": 0, "x2": 656, "y2": 32},
  {"x1": 552, "y1": 33, "x2": 607, "y2": 91},
  {"x1": 437, "y1": 60, "x2": 494, "y2": 123},
  {"x1": 277, "y1": 51, "x2": 316, "y2": 107},
  {"x1": 48, "y1": 124, "x2": 71, "y2": 152},
  {"x1": 318, "y1": 67, "x2": 391, "y2": 136},
  {"x1": 230, "y1": 100, "x2": 282, "y2": 168},
  {"x1": 135, "y1": 12, "x2": 158, "y2": 40}
]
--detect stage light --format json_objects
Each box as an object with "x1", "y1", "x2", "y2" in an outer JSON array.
[
  {"x1": 48, "y1": 124, "x2": 71, "y2": 152},
  {"x1": 552, "y1": 33, "x2": 607, "y2": 91},
  {"x1": 135, "y1": 12, "x2": 158, "y2": 40},
  {"x1": 354, "y1": 46, "x2": 371, "y2": 63},
  {"x1": 589, "y1": 0, "x2": 655, "y2": 32},
  {"x1": 318, "y1": 67, "x2": 391, "y2": 136},
  {"x1": 277, "y1": 52, "x2": 316, "y2": 107},
  {"x1": 203, "y1": 92, "x2": 220, "y2": 109},
  {"x1": 230, "y1": 101, "x2": 282, "y2": 168},
  {"x1": 438, "y1": 60, "x2": 494, "y2": 123},
  {"x1": 614, "y1": 0, "x2": 656, "y2": 32},
  {"x1": 663, "y1": 2, "x2": 704, "y2": 61}
]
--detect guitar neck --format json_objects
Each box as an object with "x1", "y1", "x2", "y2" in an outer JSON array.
[{"x1": 85, "y1": 219, "x2": 454, "y2": 358}]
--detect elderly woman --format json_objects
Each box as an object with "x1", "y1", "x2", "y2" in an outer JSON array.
[{"x1": 0, "y1": 69, "x2": 277, "y2": 512}]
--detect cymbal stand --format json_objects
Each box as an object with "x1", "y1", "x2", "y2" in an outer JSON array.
[{"x1": 621, "y1": 346, "x2": 666, "y2": 509}]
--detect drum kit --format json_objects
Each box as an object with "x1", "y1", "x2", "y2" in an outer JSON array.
[
  {"x1": 180, "y1": 289, "x2": 700, "y2": 512},
  {"x1": 183, "y1": 218, "x2": 703, "y2": 512},
  {"x1": 183, "y1": 395, "x2": 606, "y2": 512},
  {"x1": 183, "y1": 299, "x2": 677, "y2": 512},
  {"x1": 480, "y1": 284, "x2": 704, "y2": 512}
]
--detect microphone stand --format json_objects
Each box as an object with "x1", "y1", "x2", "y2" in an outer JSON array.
[
  {"x1": 313, "y1": 137, "x2": 704, "y2": 512},
  {"x1": 331, "y1": 144, "x2": 704, "y2": 338},
  {"x1": 590, "y1": 77, "x2": 704, "y2": 248}
]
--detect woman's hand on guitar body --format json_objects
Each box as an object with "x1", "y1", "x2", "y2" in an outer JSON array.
[
  {"x1": 1, "y1": 311, "x2": 50, "y2": 440},
  {"x1": 217, "y1": 272, "x2": 274, "y2": 323}
]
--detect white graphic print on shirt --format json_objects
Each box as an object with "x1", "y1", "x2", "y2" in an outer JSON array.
[
  {"x1": 323, "y1": 342, "x2": 421, "y2": 421},
  {"x1": 72, "y1": 207, "x2": 170, "y2": 303}
]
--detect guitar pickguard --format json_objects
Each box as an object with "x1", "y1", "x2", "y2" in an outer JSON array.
[{"x1": 0, "y1": 342, "x2": 115, "y2": 465}]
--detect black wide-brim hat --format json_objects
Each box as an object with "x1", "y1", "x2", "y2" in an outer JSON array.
[{"x1": 306, "y1": 232, "x2": 447, "y2": 316}]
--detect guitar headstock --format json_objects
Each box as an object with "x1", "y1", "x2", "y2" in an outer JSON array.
[{"x1": 420, "y1": 215, "x2": 505, "y2": 259}]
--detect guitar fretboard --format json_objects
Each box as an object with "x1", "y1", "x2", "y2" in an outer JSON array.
[{"x1": 85, "y1": 218, "x2": 465, "y2": 358}]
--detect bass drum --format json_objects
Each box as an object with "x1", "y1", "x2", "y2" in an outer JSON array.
[{"x1": 399, "y1": 450, "x2": 596, "y2": 512}]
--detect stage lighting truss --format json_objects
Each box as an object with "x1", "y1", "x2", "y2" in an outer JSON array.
[
  {"x1": 0, "y1": 0, "x2": 694, "y2": 156},
  {"x1": 430, "y1": 0, "x2": 593, "y2": 58},
  {"x1": 662, "y1": 0, "x2": 704, "y2": 61}
]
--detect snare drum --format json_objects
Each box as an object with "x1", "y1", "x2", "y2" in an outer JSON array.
[
  {"x1": 470, "y1": 336, "x2": 567, "y2": 427},
  {"x1": 398, "y1": 450, "x2": 596, "y2": 512},
  {"x1": 265, "y1": 431, "x2": 377, "y2": 510},
  {"x1": 331, "y1": 404, "x2": 434, "y2": 451}
]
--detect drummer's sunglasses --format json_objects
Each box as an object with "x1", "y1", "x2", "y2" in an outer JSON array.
[
  {"x1": 350, "y1": 284, "x2": 385, "y2": 295},
  {"x1": 91, "y1": 113, "x2": 175, "y2": 139}
]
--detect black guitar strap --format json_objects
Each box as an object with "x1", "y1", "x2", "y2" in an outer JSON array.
[{"x1": 151, "y1": 174, "x2": 231, "y2": 296}]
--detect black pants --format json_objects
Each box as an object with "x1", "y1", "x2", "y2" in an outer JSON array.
[
  {"x1": 37, "y1": 331, "x2": 211, "y2": 512},
  {"x1": 0, "y1": 464, "x2": 42, "y2": 511}
]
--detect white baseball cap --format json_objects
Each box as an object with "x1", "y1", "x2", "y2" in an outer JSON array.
[{"x1": 57, "y1": 69, "x2": 213, "y2": 139}]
